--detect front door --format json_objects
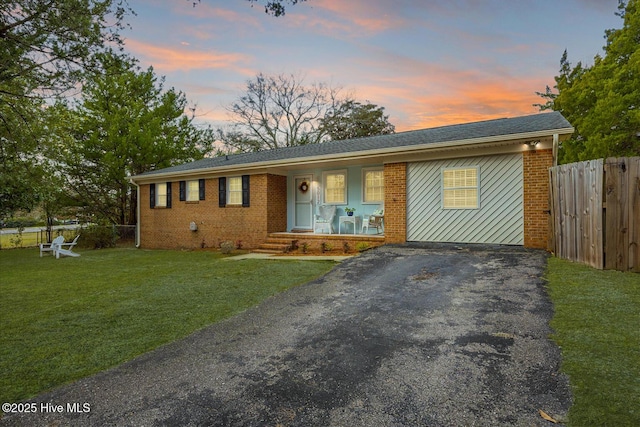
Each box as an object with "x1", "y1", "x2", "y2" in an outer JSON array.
[{"x1": 294, "y1": 175, "x2": 313, "y2": 229}]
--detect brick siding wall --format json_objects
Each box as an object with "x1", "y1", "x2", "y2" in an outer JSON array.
[
  {"x1": 523, "y1": 149, "x2": 553, "y2": 249},
  {"x1": 139, "y1": 174, "x2": 287, "y2": 249},
  {"x1": 384, "y1": 162, "x2": 407, "y2": 243}
]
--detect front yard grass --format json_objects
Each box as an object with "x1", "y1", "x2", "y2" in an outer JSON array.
[
  {"x1": 0, "y1": 247, "x2": 336, "y2": 404},
  {"x1": 546, "y1": 257, "x2": 640, "y2": 426}
]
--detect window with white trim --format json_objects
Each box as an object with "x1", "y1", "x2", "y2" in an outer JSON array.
[
  {"x1": 323, "y1": 170, "x2": 347, "y2": 204},
  {"x1": 442, "y1": 167, "x2": 479, "y2": 209},
  {"x1": 187, "y1": 180, "x2": 199, "y2": 201},
  {"x1": 156, "y1": 182, "x2": 168, "y2": 207},
  {"x1": 228, "y1": 176, "x2": 243, "y2": 205},
  {"x1": 363, "y1": 168, "x2": 384, "y2": 203}
]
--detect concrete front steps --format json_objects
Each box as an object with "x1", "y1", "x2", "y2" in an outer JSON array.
[{"x1": 253, "y1": 232, "x2": 385, "y2": 254}]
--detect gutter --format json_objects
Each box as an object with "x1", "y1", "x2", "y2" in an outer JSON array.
[{"x1": 129, "y1": 178, "x2": 141, "y2": 248}]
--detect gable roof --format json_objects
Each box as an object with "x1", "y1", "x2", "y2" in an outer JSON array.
[{"x1": 133, "y1": 111, "x2": 572, "y2": 180}]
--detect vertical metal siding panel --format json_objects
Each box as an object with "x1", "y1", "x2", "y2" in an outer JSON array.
[{"x1": 407, "y1": 154, "x2": 523, "y2": 244}]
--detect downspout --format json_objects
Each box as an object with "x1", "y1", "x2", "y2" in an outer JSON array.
[
  {"x1": 552, "y1": 133, "x2": 559, "y2": 166},
  {"x1": 129, "y1": 178, "x2": 141, "y2": 248}
]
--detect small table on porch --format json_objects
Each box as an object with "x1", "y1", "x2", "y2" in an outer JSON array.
[{"x1": 339, "y1": 215, "x2": 361, "y2": 235}]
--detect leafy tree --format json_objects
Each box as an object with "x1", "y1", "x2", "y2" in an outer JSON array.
[
  {"x1": 54, "y1": 51, "x2": 214, "y2": 225},
  {"x1": 0, "y1": 0, "x2": 128, "y2": 98},
  {"x1": 0, "y1": 0, "x2": 129, "y2": 218},
  {"x1": 319, "y1": 100, "x2": 395, "y2": 141},
  {"x1": 220, "y1": 72, "x2": 343, "y2": 152},
  {"x1": 537, "y1": 0, "x2": 640, "y2": 163},
  {"x1": 0, "y1": 95, "x2": 47, "y2": 219}
]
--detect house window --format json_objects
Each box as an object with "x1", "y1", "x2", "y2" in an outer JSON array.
[
  {"x1": 156, "y1": 183, "x2": 168, "y2": 207},
  {"x1": 150, "y1": 182, "x2": 172, "y2": 209},
  {"x1": 187, "y1": 180, "x2": 199, "y2": 201},
  {"x1": 219, "y1": 176, "x2": 249, "y2": 208},
  {"x1": 442, "y1": 167, "x2": 479, "y2": 209},
  {"x1": 324, "y1": 170, "x2": 347, "y2": 204},
  {"x1": 363, "y1": 168, "x2": 384, "y2": 203},
  {"x1": 180, "y1": 179, "x2": 205, "y2": 202},
  {"x1": 228, "y1": 177, "x2": 243, "y2": 205}
]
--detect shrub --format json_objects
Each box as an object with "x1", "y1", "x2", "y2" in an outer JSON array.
[
  {"x1": 81, "y1": 225, "x2": 117, "y2": 249},
  {"x1": 2, "y1": 218, "x2": 37, "y2": 228},
  {"x1": 355, "y1": 242, "x2": 370, "y2": 252},
  {"x1": 9, "y1": 227, "x2": 24, "y2": 248},
  {"x1": 342, "y1": 241, "x2": 351, "y2": 253},
  {"x1": 301, "y1": 242, "x2": 309, "y2": 253},
  {"x1": 220, "y1": 241, "x2": 235, "y2": 254},
  {"x1": 320, "y1": 242, "x2": 333, "y2": 253}
]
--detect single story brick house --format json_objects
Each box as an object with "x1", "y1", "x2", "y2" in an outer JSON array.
[{"x1": 130, "y1": 112, "x2": 573, "y2": 250}]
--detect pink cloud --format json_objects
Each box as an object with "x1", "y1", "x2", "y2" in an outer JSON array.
[
  {"x1": 124, "y1": 39, "x2": 253, "y2": 73},
  {"x1": 344, "y1": 52, "x2": 549, "y2": 131},
  {"x1": 284, "y1": 0, "x2": 410, "y2": 36}
]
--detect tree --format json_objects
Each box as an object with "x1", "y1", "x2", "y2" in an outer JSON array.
[
  {"x1": 537, "y1": 0, "x2": 640, "y2": 163},
  {"x1": 55, "y1": 51, "x2": 214, "y2": 225},
  {"x1": 0, "y1": 1, "x2": 128, "y2": 99},
  {"x1": 0, "y1": 0, "x2": 129, "y2": 218},
  {"x1": 319, "y1": 100, "x2": 395, "y2": 141},
  {"x1": 0, "y1": 95, "x2": 47, "y2": 218},
  {"x1": 220, "y1": 73, "x2": 343, "y2": 152}
]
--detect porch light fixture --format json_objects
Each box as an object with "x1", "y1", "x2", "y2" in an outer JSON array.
[{"x1": 525, "y1": 140, "x2": 540, "y2": 148}]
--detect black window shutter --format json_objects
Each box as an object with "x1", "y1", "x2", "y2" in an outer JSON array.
[
  {"x1": 166, "y1": 182, "x2": 172, "y2": 208},
  {"x1": 179, "y1": 181, "x2": 186, "y2": 201},
  {"x1": 242, "y1": 175, "x2": 250, "y2": 207},
  {"x1": 199, "y1": 179, "x2": 205, "y2": 200},
  {"x1": 150, "y1": 184, "x2": 156, "y2": 209},
  {"x1": 218, "y1": 177, "x2": 227, "y2": 207}
]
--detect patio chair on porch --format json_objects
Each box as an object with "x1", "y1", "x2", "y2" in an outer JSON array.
[
  {"x1": 362, "y1": 207, "x2": 384, "y2": 234},
  {"x1": 313, "y1": 205, "x2": 336, "y2": 234}
]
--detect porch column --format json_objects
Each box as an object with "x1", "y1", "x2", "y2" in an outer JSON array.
[
  {"x1": 384, "y1": 162, "x2": 407, "y2": 243},
  {"x1": 523, "y1": 149, "x2": 553, "y2": 249}
]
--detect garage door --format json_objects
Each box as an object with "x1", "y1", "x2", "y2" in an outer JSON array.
[{"x1": 407, "y1": 154, "x2": 523, "y2": 245}]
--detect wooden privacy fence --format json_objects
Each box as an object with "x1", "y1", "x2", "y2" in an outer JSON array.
[{"x1": 549, "y1": 157, "x2": 640, "y2": 271}]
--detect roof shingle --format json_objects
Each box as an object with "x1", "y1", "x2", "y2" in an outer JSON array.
[{"x1": 136, "y1": 112, "x2": 572, "y2": 177}]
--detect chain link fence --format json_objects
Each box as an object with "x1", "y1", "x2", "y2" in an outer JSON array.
[{"x1": 0, "y1": 225, "x2": 136, "y2": 250}]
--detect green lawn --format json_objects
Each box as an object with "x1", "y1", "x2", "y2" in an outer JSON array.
[
  {"x1": 0, "y1": 247, "x2": 336, "y2": 404},
  {"x1": 546, "y1": 257, "x2": 640, "y2": 426}
]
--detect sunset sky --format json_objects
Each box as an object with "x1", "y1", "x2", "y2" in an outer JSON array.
[{"x1": 122, "y1": 0, "x2": 622, "y2": 132}]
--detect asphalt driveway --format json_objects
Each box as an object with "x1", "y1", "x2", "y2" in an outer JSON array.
[{"x1": 1, "y1": 243, "x2": 571, "y2": 426}]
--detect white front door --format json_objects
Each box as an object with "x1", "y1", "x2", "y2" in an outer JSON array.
[{"x1": 294, "y1": 175, "x2": 313, "y2": 229}]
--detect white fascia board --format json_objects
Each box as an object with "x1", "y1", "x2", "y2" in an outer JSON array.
[{"x1": 130, "y1": 127, "x2": 574, "y2": 183}]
